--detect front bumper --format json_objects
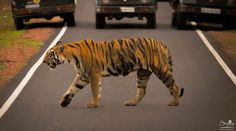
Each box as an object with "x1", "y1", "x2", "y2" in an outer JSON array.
[
  {"x1": 179, "y1": 4, "x2": 236, "y2": 16},
  {"x1": 12, "y1": 4, "x2": 75, "y2": 18},
  {"x1": 96, "y1": 5, "x2": 157, "y2": 14}
]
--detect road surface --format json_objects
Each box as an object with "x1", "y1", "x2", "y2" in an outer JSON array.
[{"x1": 0, "y1": 1, "x2": 235, "y2": 131}]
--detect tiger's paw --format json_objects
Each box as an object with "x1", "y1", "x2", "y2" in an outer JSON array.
[
  {"x1": 86, "y1": 103, "x2": 98, "y2": 108},
  {"x1": 60, "y1": 98, "x2": 72, "y2": 107},
  {"x1": 60, "y1": 94, "x2": 73, "y2": 107},
  {"x1": 167, "y1": 101, "x2": 179, "y2": 106},
  {"x1": 124, "y1": 100, "x2": 137, "y2": 106}
]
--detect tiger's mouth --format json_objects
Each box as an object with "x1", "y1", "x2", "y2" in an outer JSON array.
[
  {"x1": 46, "y1": 62, "x2": 57, "y2": 69},
  {"x1": 50, "y1": 62, "x2": 57, "y2": 69},
  {"x1": 48, "y1": 61, "x2": 64, "y2": 69},
  {"x1": 44, "y1": 59, "x2": 64, "y2": 69}
]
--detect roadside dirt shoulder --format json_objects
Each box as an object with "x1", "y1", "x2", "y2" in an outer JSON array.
[
  {"x1": 0, "y1": 28, "x2": 55, "y2": 87},
  {"x1": 208, "y1": 31, "x2": 236, "y2": 74}
]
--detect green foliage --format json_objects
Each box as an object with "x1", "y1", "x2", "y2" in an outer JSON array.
[
  {"x1": 0, "y1": 11, "x2": 14, "y2": 31},
  {"x1": 0, "y1": 10, "x2": 24, "y2": 47},
  {"x1": 0, "y1": 30, "x2": 25, "y2": 47},
  {"x1": 0, "y1": 9, "x2": 41, "y2": 48},
  {"x1": 23, "y1": 39, "x2": 43, "y2": 47}
]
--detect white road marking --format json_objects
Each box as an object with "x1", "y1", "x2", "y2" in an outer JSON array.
[
  {"x1": 0, "y1": 26, "x2": 68, "y2": 119},
  {"x1": 196, "y1": 29, "x2": 236, "y2": 86}
]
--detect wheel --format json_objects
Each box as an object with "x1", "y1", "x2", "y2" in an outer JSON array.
[
  {"x1": 146, "y1": 13, "x2": 156, "y2": 29},
  {"x1": 223, "y1": 20, "x2": 236, "y2": 29},
  {"x1": 223, "y1": 22, "x2": 230, "y2": 29},
  {"x1": 12, "y1": 4, "x2": 24, "y2": 30},
  {"x1": 13, "y1": 16, "x2": 24, "y2": 30},
  {"x1": 96, "y1": 13, "x2": 105, "y2": 29},
  {"x1": 65, "y1": 13, "x2": 76, "y2": 27},
  {"x1": 171, "y1": 12, "x2": 177, "y2": 26},
  {"x1": 176, "y1": 11, "x2": 187, "y2": 29}
]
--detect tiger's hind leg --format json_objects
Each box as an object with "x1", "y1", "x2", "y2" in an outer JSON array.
[
  {"x1": 167, "y1": 83, "x2": 183, "y2": 106},
  {"x1": 154, "y1": 67, "x2": 183, "y2": 106},
  {"x1": 124, "y1": 69, "x2": 152, "y2": 106},
  {"x1": 60, "y1": 74, "x2": 89, "y2": 107}
]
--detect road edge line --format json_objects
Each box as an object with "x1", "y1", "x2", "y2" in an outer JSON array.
[
  {"x1": 0, "y1": 26, "x2": 68, "y2": 119},
  {"x1": 196, "y1": 29, "x2": 236, "y2": 86}
]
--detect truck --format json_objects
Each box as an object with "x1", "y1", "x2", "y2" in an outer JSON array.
[
  {"x1": 95, "y1": 0, "x2": 157, "y2": 29},
  {"x1": 170, "y1": 0, "x2": 236, "y2": 29},
  {"x1": 11, "y1": 0, "x2": 76, "y2": 30}
]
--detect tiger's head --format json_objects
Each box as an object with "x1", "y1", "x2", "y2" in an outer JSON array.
[{"x1": 43, "y1": 41, "x2": 65, "y2": 69}]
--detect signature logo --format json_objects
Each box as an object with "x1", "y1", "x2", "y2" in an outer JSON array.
[{"x1": 219, "y1": 120, "x2": 235, "y2": 131}]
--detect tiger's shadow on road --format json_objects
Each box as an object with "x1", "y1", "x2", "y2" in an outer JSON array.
[
  {"x1": 77, "y1": 21, "x2": 174, "y2": 30},
  {"x1": 77, "y1": 21, "x2": 235, "y2": 31},
  {"x1": 175, "y1": 23, "x2": 236, "y2": 31},
  {"x1": 103, "y1": 24, "x2": 153, "y2": 29},
  {"x1": 24, "y1": 20, "x2": 236, "y2": 31}
]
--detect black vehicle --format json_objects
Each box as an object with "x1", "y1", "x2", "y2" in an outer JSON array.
[
  {"x1": 170, "y1": 0, "x2": 236, "y2": 29},
  {"x1": 11, "y1": 0, "x2": 76, "y2": 30},
  {"x1": 95, "y1": 0, "x2": 157, "y2": 29}
]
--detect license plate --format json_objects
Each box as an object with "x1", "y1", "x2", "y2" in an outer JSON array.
[
  {"x1": 201, "y1": 7, "x2": 221, "y2": 14},
  {"x1": 25, "y1": 4, "x2": 40, "y2": 9},
  {"x1": 120, "y1": 7, "x2": 135, "y2": 12}
]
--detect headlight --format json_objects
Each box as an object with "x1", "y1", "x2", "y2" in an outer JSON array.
[{"x1": 182, "y1": 0, "x2": 197, "y2": 4}]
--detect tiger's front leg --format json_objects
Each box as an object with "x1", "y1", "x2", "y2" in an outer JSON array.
[
  {"x1": 124, "y1": 69, "x2": 152, "y2": 106},
  {"x1": 86, "y1": 72, "x2": 102, "y2": 108},
  {"x1": 60, "y1": 74, "x2": 89, "y2": 107}
]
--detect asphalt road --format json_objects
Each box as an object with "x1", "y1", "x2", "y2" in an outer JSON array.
[{"x1": 0, "y1": 1, "x2": 236, "y2": 131}]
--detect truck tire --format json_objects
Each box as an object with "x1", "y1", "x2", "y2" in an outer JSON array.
[
  {"x1": 223, "y1": 20, "x2": 236, "y2": 29},
  {"x1": 146, "y1": 13, "x2": 156, "y2": 29},
  {"x1": 14, "y1": 17, "x2": 24, "y2": 30},
  {"x1": 65, "y1": 13, "x2": 75, "y2": 27},
  {"x1": 96, "y1": 13, "x2": 105, "y2": 29},
  {"x1": 171, "y1": 12, "x2": 177, "y2": 26},
  {"x1": 176, "y1": 11, "x2": 187, "y2": 29}
]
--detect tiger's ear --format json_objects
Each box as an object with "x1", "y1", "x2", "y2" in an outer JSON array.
[
  {"x1": 59, "y1": 45, "x2": 64, "y2": 53},
  {"x1": 56, "y1": 41, "x2": 62, "y2": 45}
]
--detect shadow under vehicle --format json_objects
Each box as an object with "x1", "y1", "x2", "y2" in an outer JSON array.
[
  {"x1": 95, "y1": 0, "x2": 158, "y2": 29},
  {"x1": 11, "y1": 0, "x2": 76, "y2": 30},
  {"x1": 170, "y1": 0, "x2": 236, "y2": 29}
]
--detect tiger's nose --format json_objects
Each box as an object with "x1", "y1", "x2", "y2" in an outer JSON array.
[{"x1": 43, "y1": 60, "x2": 48, "y2": 64}]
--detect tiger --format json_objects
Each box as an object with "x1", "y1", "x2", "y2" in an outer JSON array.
[{"x1": 43, "y1": 37, "x2": 184, "y2": 108}]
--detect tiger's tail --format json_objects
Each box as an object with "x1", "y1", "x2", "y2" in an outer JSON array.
[
  {"x1": 154, "y1": 54, "x2": 184, "y2": 97},
  {"x1": 179, "y1": 88, "x2": 184, "y2": 97},
  {"x1": 167, "y1": 48, "x2": 173, "y2": 72},
  {"x1": 165, "y1": 47, "x2": 184, "y2": 97}
]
